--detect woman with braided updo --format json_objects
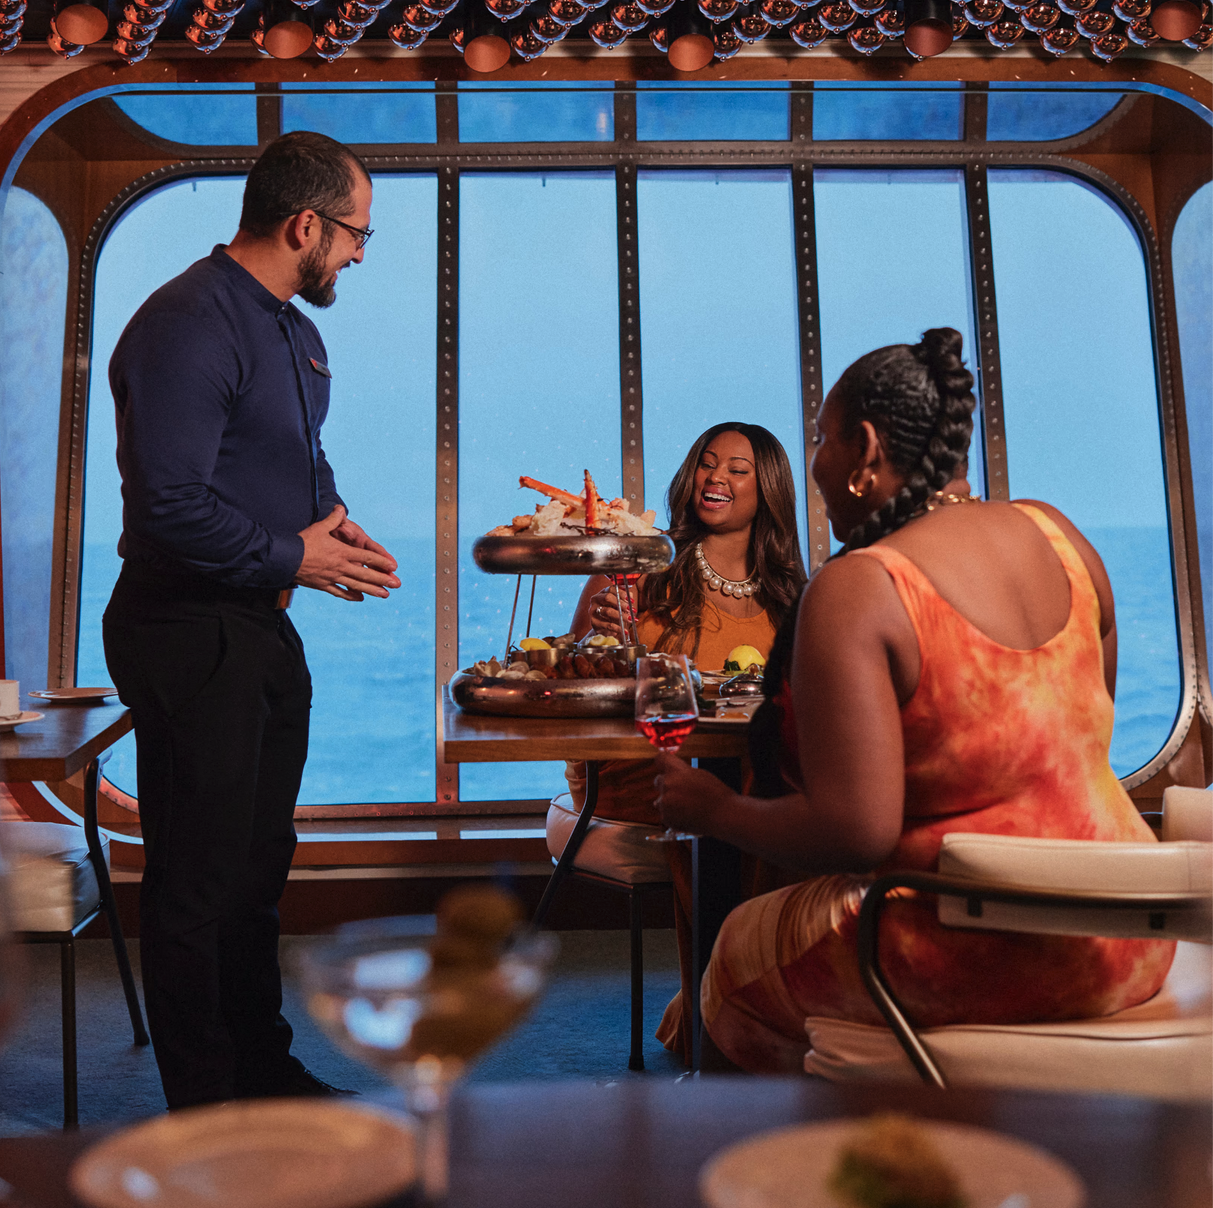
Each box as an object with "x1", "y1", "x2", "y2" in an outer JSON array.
[{"x1": 654, "y1": 328, "x2": 1173, "y2": 1073}]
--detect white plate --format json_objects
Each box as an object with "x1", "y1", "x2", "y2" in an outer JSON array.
[
  {"x1": 70, "y1": 1099, "x2": 417, "y2": 1208},
  {"x1": 0, "y1": 711, "x2": 44, "y2": 732},
  {"x1": 29, "y1": 687, "x2": 118, "y2": 702},
  {"x1": 700, "y1": 1118, "x2": 1085, "y2": 1208}
]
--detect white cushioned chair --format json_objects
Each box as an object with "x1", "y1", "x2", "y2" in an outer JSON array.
[
  {"x1": 540, "y1": 784, "x2": 671, "y2": 1071},
  {"x1": 1, "y1": 765, "x2": 148, "y2": 1127},
  {"x1": 803, "y1": 786, "x2": 1213, "y2": 1101}
]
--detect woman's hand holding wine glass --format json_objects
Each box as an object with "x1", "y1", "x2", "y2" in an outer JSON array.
[{"x1": 635, "y1": 654, "x2": 699, "y2": 842}]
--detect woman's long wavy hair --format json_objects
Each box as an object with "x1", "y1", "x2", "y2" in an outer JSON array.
[
  {"x1": 748, "y1": 329, "x2": 976, "y2": 796},
  {"x1": 640, "y1": 422, "x2": 807, "y2": 660}
]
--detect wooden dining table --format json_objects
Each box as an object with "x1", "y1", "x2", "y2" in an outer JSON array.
[
  {"x1": 0, "y1": 1075, "x2": 1207, "y2": 1207},
  {"x1": 442, "y1": 687, "x2": 749, "y2": 1067}
]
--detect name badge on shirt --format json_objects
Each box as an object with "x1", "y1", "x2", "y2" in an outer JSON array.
[{"x1": 309, "y1": 357, "x2": 332, "y2": 378}]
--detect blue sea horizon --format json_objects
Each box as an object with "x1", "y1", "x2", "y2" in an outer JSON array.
[{"x1": 74, "y1": 524, "x2": 1184, "y2": 808}]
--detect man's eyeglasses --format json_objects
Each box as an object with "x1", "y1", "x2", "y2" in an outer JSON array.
[{"x1": 313, "y1": 210, "x2": 374, "y2": 251}]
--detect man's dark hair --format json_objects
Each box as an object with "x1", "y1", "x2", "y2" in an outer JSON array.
[{"x1": 239, "y1": 130, "x2": 370, "y2": 238}]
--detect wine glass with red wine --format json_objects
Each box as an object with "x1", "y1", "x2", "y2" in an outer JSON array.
[{"x1": 635, "y1": 653, "x2": 700, "y2": 842}]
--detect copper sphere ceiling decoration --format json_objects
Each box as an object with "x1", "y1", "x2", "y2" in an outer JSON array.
[{"x1": 1, "y1": 0, "x2": 1209, "y2": 65}]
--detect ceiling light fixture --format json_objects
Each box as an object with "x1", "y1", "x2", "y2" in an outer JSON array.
[
  {"x1": 53, "y1": 0, "x2": 107, "y2": 44},
  {"x1": 667, "y1": 1, "x2": 715, "y2": 67},
  {"x1": 259, "y1": 0, "x2": 313, "y2": 56},
  {"x1": 902, "y1": 0, "x2": 954, "y2": 53},
  {"x1": 1150, "y1": 0, "x2": 1201, "y2": 37},
  {"x1": 462, "y1": 0, "x2": 512, "y2": 69}
]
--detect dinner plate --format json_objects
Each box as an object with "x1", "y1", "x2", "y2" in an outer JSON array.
[
  {"x1": 70, "y1": 1099, "x2": 417, "y2": 1208},
  {"x1": 0, "y1": 711, "x2": 44, "y2": 732},
  {"x1": 700, "y1": 1118, "x2": 1085, "y2": 1208},
  {"x1": 29, "y1": 687, "x2": 118, "y2": 703}
]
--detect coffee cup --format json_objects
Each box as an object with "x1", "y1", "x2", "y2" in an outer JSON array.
[{"x1": 0, "y1": 681, "x2": 20, "y2": 721}]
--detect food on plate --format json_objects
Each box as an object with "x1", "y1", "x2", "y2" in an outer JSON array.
[
  {"x1": 827, "y1": 1114, "x2": 968, "y2": 1208},
  {"x1": 723, "y1": 644, "x2": 766, "y2": 675},
  {"x1": 465, "y1": 647, "x2": 630, "y2": 681},
  {"x1": 484, "y1": 471, "x2": 660, "y2": 538},
  {"x1": 584, "y1": 634, "x2": 621, "y2": 648}
]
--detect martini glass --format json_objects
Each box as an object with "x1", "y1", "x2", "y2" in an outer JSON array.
[
  {"x1": 635, "y1": 653, "x2": 700, "y2": 843},
  {"x1": 300, "y1": 916, "x2": 555, "y2": 1205}
]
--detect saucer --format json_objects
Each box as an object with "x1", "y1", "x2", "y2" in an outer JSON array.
[
  {"x1": 0, "y1": 711, "x2": 44, "y2": 732},
  {"x1": 70, "y1": 1099, "x2": 417, "y2": 1208},
  {"x1": 701, "y1": 1118, "x2": 1084, "y2": 1208},
  {"x1": 29, "y1": 687, "x2": 119, "y2": 703}
]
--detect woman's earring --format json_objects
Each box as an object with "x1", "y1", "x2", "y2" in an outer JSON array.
[{"x1": 848, "y1": 478, "x2": 865, "y2": 498}]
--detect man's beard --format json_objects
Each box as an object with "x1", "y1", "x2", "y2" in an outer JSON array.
[{"x1": 297, "y1": 226, "x2": 338, "y2": 309}]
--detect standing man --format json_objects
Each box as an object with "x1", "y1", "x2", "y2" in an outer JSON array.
[{"x1": 103, "y1": 131, "x2": 399, "y2": 1110}]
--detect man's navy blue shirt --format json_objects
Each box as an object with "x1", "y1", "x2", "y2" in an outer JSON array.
[{"x1": 110, "y1": 245, "x2": 344, "y2": 590}]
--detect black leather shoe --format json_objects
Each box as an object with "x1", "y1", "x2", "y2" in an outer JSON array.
[{"x1": 237, "y1": 1056, "x2": 358, "y2": 1099}]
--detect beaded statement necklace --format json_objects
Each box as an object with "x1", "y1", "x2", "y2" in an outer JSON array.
[{"x1": 694, "y1": 542, "x2": 758, "y2": 598}]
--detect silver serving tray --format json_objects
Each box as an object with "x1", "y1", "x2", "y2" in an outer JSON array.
[
  {"x1": 472, "y1": 534, "x2": 675, "y2": 577},
  {"x1": 449, "y1": 672, "x2": 636, "y2": 718}
]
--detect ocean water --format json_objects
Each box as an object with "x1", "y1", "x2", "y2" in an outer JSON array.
[{"x1": 74, "y1": 525, "x2": 1185, "y2": 808}]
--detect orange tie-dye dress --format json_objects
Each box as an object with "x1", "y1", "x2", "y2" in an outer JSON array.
[{"x1": 702, "y1": 504, "x2": 1175, "y2": 1074}]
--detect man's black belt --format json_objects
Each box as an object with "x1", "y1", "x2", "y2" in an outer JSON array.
[{"x1": 118, "y1": 561, "x2": 295, "y2": 610}]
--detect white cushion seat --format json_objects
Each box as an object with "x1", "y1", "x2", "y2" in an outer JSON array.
[
  {"x1": 2, "y1": 820, "x2": 107, "y2": 933},
  {"x1": 546, "y1": 793, "x2": 671, "y2": 885},
  {"x1": 805, "y1": 941, "x2": 1212, "y2": 1101}
]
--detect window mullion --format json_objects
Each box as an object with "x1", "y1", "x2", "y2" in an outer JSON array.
[
  {"x1": 615, "y1": 86, "x2": 644, "y2": 512},
  {"x1": 436, "y1": 163, "x2": 460, "y2": 808},
  {"x1": 792, "y1": 85, "x2": 828, "y2": 571},
  {"x1": 964, "y1": 163, "x2": 1010, "y2": 502}
]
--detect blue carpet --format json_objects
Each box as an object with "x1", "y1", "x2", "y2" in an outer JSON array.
[{"x1": 0, "y1": 930, "x2": 685, "y2": 1134}]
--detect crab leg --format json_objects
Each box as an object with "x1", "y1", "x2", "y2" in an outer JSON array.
[
  {"x1": 584, "y1": 469, "x2": 600, "y2": 530},
  {"x1": 519, "y1": 476, "x2": 582, "y2": 508}
]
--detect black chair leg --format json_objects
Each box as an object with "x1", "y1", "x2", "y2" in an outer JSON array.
[
  {"x1": 534, "y1": 763, "x2": 600, "y2": 928},
  {"x1": 82, "y1": 756, "x2": 149, "y2": 1048},
  {"x1": 61, "y1": 938, "x2": 77, "y2": 1129},
  {"x1": 628, "y1": 888, "x2": 645, "y2": 1072}
]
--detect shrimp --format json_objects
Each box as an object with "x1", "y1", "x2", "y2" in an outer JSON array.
[
  {"x1": 519, "y1": 476, "x2": 582, "y2": 509},
  {"x1": 584, "y1": 469, "x2": 600, "y2": 529}
]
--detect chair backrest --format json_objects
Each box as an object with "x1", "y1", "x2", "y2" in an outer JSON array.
[
  {"x1": 1162, "y1": 786, "x2": 1213, "y2": 843},
  {"x1": 936, "y1": 832, "x2": 1213, "y2": 943}
]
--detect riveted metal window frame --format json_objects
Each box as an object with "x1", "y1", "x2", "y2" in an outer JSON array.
[{"x1": 46, "y1": 85, "x2": 1203, "y2": 815}]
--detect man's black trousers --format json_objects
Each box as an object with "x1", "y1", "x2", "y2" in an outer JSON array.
[{"x1": 103, "y1": 565, "x2": 311, "y2": 1110}]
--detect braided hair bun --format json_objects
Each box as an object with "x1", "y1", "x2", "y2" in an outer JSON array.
[{"x1": 837, "y1": 327, "x2": 976, "y2": 551}]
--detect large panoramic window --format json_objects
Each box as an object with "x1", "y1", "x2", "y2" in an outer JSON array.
[
  {"x1": 637, "y1": 168, "x2": 807, "y2": 565},
  {"x1": 79, "y1": 173, "x2": 438, "y2": 803},
  {"x1": 0, "y1": 189, "x2": 68, "y2": 692},
  {"x1": 66, "y1": 82, "x2": 1198, "y2": 816},
  {"x1": 815, "y1": 167, "x2": 984, "y2": 555},
  {"x1": 990, "y1": 169, "x2": 1180, "y2": 777},
  {"x1": 457, "y1": 170, "x2": 620, "y2": 801},
  {"x1": 1173, "y1": 183, "x2": 1212, "y2": 679}
]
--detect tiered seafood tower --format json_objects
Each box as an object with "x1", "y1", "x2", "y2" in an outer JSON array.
[{"x1": 451, "y1": 532, "x2": 675, "y2": 718}]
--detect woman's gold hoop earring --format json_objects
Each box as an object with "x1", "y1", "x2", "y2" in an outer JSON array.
[{"x1": 848, "y1": 479, "x2": 866, "y2": 498}]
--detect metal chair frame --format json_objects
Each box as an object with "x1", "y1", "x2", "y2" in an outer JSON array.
[
  {"x1": 856, "y1": 868, "x2": 1212, "y2": 1089},
  {"x1": 533, "y1": 764, "x2": 673, "y2": 1071},
  {"x1": 12, "y1": 753, "x2": 149, "y2": 1127}
]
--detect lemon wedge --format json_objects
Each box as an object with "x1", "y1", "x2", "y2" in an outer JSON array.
[
  {"x1": 519, "y1": 637, "x2": 551, "y2": 651},
  {"x1": 724, "y1": 644, "x2": 766, "y2": 673},
  {"x1": 586, "y1": 634, "x2": 621, "y2": 647}
]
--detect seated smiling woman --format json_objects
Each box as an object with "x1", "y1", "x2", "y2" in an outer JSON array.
[
  {"x1": 563, "y1": 422, "x2": 806, "y2": 1064},
  {"x1": 652, "y1": 328, "x2": 1174, "y2": 1074}
]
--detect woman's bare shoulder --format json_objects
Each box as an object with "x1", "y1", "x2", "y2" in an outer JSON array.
[{"x1": 802, "y1": 552, "x2": 907, "y2": 630}]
